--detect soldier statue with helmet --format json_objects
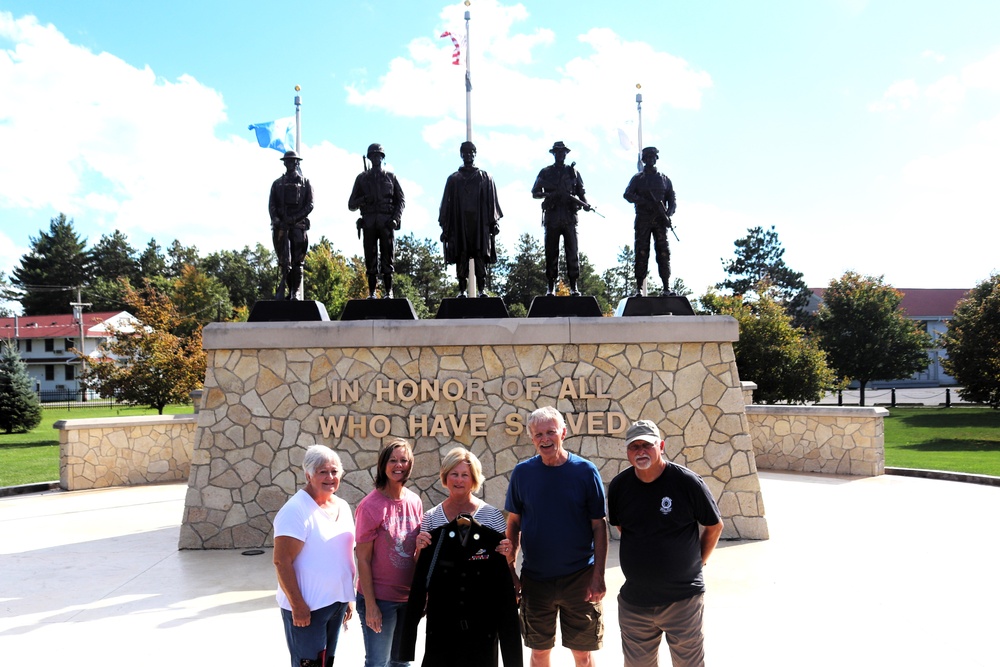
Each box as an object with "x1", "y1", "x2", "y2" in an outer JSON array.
[
  {"x1": 348, "y1": 143, "x2": 405, "y2": 299},
  {"x1": 623, "y1": 146, "x2": 677, "y2": 296}
]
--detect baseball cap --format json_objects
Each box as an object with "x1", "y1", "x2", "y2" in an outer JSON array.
[{"x1": 625, "y1": 420, "x2": 660, "y2": 445}]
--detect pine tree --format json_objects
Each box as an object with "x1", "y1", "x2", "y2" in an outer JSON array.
[
  {"x1": 11, "y1": 214, "x2": 92, "y2": 315},
  {"x1": 0, "y1": 342, "x2": 43, "y2": 434}
]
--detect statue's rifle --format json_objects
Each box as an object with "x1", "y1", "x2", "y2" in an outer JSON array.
[
  {"x1": 357, "y1": 155, "x2": 370, "y2": 239},
  {"x1": 562, "y1": 161, "x2": 605, "y2": 218},
  {"x1": 648, "y1": 192, "x2": 680, "y2": 242}
]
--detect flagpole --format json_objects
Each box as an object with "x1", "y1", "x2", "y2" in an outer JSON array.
[
  {"x1": 636, "y1": 84, "x2": 643, "y2": 172},
  {"x1": 294, "y1": 85, "x2": 302, "y2": 153},
  {"x1": 465, "y1": 5, "x2": 472, "y2": 142},
  {"x1": 464, "y1": 3, "x2": 478, "y2": 295}
]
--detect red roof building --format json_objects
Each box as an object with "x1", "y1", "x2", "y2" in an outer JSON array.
[{"x1": 0, "y1": 311, "x2": 137, "y2": 400}]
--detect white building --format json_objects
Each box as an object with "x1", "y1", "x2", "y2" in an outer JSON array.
[{"x1": 0, "y1": 311, "x2": 137, "y2": 401}]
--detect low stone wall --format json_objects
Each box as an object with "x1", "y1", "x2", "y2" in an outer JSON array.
[
  {"x1": 745, "y1": 406, "x2": 887, "y2": 476},
  {"x1": 55, "y1": 415, "x2": 196, "y2": 491}
]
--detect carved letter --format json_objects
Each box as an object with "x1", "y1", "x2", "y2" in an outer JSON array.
[
  {"x1": 470, "y1": 413, "x2": 488, "y2": 436},
  {"x1": 558, "y1": 377, "x2": 578, "y2": 400},
  {"x1": 566, "y1": 412, "x2": 586, "y2": 435},
  {"x1": 505, "y1": 412, "x2": 524, "y2": 436},
  {"x1": 370, "y1": 415, "x2": 391, "y2": 438}
]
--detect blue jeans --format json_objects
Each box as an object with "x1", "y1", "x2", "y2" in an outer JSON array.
[
  {"x1": 357, "y1": 594, "x2": 410, "y2": 667},
  {"x1": 280, "y1": 601, "x2": 348, "y2": 667}
]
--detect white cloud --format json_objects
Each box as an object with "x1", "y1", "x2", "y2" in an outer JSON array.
[{"x1": 868, "y1": 79, "x2": 919, "y2": 112}]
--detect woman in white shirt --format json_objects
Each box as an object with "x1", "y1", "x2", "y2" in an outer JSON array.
[{"x1": 273, "y1": 445, "x2": 356, "y2": 667}]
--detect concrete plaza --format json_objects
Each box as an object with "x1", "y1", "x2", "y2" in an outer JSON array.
[{"x1": 1, "y1": 470, "x2": 998, "y2": 666}]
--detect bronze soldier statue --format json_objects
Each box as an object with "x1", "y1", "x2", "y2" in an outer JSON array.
[
  {"x1": 269, "y1": 150, "x2": 313, "y2": 300},
  {"x1": 348, "y1": 143, "x2": 405, "y2": 298},
  {"x1": 623, "y1": 146, "x2": 676, "y2": 296},
  {"x1": 438, "y1": 141, "x2": 502, "y2": 297},
  {"x1": 531, "y1": 141, "x2": 590, "y2": 296}
]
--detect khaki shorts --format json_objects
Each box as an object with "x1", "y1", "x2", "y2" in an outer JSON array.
[{"x1": 519, "y1": 565, "x2": 604, "y2": 652}]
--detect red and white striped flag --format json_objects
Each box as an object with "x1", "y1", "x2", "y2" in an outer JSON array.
[{"x1": 440, "y1": 31, "x2": 461, "y2": 65}]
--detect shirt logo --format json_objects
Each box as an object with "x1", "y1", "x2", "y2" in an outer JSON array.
[
  {"x1": 470, "y1": 548, "x2": 489, "y2": 561},
  {"x1": 660, "y1": 496, "x2": 673, "y2": 516}
]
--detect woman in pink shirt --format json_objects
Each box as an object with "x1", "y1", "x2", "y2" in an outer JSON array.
[{"x1": 355, "y1": 438, "x2": 424, "y2": 667}]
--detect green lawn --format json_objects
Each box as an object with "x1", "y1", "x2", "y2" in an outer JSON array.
[
  {"x1": 884, "y1": 407, "x2": 1000, "y2": 476},
  {"x1": 0, "y1": 404, "x2": 194, "y2": 487},
  {"x1": 3, "y1": 405, "x2": 999, "y2": 487}
]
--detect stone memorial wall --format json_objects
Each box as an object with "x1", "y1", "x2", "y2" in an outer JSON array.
[{"x1": 179, "y1": 316, "x2": 769, "y2": 549}]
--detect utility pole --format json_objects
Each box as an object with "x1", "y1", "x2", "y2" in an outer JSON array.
[{"x1": 70, "y1": 287, "x2": 91, "y2": 402}]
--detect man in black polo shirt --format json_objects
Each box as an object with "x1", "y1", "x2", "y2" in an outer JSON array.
[{"x1": 608, "y1": 420, "x2": 723, "y2": 667}]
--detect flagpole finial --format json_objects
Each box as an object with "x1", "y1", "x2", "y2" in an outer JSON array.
[
  {"x1": 464, "y1": 0, "x2": 471, "y2": 6},
  {"x1": 295, "y1": 85, "x2": 301, "y2": 92}
]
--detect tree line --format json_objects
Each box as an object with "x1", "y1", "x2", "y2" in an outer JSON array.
[{"x1": 2, "y1": 215, "x2": 997, "y2": 420}]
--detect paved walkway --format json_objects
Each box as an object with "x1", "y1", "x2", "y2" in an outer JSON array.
[{"x1": 2, "y1": 471, "x2": 998, "y2": 666}]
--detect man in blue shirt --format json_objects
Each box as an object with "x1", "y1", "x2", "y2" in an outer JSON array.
[{"x1": 505, "y1": 406, "x2": 608, "y2": 667}]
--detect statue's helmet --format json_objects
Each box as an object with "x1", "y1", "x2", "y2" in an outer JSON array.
[
  {"x1": 366, "y1": 143, "x2": 386, "y2": 158},
  {"x1": 549, "y1": 141, "x2": 571, "y2": 154},
  {"x1": 281, "y1": 150, "x2": 302, "y2": 162},
  {"x1": 460, "y1": 141, "x2": 477, "y2": 153},
  {"x1": 641, "y1": 146, "x2": 659, "y2": 157}
]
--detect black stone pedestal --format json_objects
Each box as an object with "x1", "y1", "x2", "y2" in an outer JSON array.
[
  {"x1": 615, "y1": 295, "x2": 695, "y2": 317},
  {"x1": 435, "y1": 297, "x2": 510, "y2": 319},
  {"x1": 527, "y1": 295, "x2": 604, "y2": 318},
  {"x1": 247, "y1": 300, "x2": 330, "y2": 322},
  {"x1": 340, "y1": 298, "x2": 418, "y2": 321}
]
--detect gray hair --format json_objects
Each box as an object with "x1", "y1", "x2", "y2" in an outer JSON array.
[
  {"x1": 527, "y1": 406, "x2": 565, "y2": 431},
  {"x1": 303, "y1": 445, "x2": 342, "y2": 477}
]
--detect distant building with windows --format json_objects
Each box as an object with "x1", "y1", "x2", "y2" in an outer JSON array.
[
  {"x1": 0, "y1": 311, "x2": 137, "y2": 400},
  {"x1": 808, "y1": 288, "x2": 969, "y2": 387}
]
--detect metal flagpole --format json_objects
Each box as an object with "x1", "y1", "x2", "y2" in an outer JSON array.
[
  {"x1": 635, "y1": 84, "x2": 643, "y2": 173},
  {"x1": 464, "y1": 3, "x2": 478, "y2": 295},
  {"x1": 294, "y1": 85, "x2": 302, "y2": 152},
  {"x1": 465, "y1": 4, "x2": 472, "y2": 142},
  {"x1": 294, "y1": 85, "x2": 304, "y2": 299}
]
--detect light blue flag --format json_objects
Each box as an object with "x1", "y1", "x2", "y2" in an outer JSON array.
[{"x1": 248, "y1": 117, "x2": 296, "y2": 153}]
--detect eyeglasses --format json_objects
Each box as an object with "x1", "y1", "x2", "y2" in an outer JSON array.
[{"x1": 626, "y1": 441, "x2": 657, "y2": 453}]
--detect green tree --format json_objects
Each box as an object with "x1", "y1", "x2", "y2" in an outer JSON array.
[
  {"x1": 576, "y1": 253, "x2": 611, "y2": 314},
  {"x1": 701, "y1": 290, "x2": 838, "y2": 404},
  {"x1": 91, "y1": 231, "x2": 140, "y2": 285},
  {"x1": 394, "y1": 234, "x2": 449, "y2": 312},
  {"x1": 11, "y1": 214, "x2": 92, "y2": 315},
  {"x1": 171, "y1": 265, "x2": 233, "y2": 336},
  {"x1": 502, "y1": 234, "x2": 547, "y2": 315},
  {"x1": 202, "y1": 244, "x2": 276, "y2": 309},
  {"x1": 138, "y1": 239, "x2": 167, "y2": 279},
  {"x1": 79, "y1": 280, "x2": 205, "y2": 414},
  {"x1": 0, "y1": 341, "x2": 43, "y2": 433},
  {"x1": 602, "y1": 245, "x2": 638, "y2": 304},
  {"x1": 718, "y1": 226, "x2": 811, "y2": 318},
  {"x1": 814, "y1": 272, "x2": 932, "y2": 405},
  {"x1": 941, "y1": 275, "x2": 1000, "y2": 408},
  {"x1": 165, "y1": 239, "x2": 200, "y2": 278},
  {"x1": 303, "y1": 238, "x2": 354, "y2": 318}
]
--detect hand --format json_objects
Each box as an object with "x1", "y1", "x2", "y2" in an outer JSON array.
[
  {"x1": 415, "y1": 531, "x2": 433, "y2": 553},
  {"x1": 584, "y1": 573, "x2": 606, "y2": 603},
  {"x1": 440, "y1": 232, "x2": 447, "y2": 243},
  {"x1": 495, "y1": 538, "x2": 512, "y2": 556},
  {"x1": 492, "y1": 224, "x2": 500, "y2": 235},
  {"x1": 343, "y1": 602, "x2": 354, "y2": 631},
  {"x1": 393, "y1": 218, "x2": 401, "y2": 231},
  {"x1": 365, "y1": 601, "x2": 383, "y2": 633},
  {"x1": 291, "y1": 600, "x2": 311, "y2": 627}
]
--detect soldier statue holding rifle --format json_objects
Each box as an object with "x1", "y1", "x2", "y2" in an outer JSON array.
[
  {"x1": 623, "y1": 146, "x2": 677, "y2": 296},
  {"x1": 532, "y1": 141, "x2": 602, "y2": 296},
  {"x1": 348, "y1": 143, "x2": 405, "y2": 299}
]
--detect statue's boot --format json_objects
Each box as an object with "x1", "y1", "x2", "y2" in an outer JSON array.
[
  {"x1": 457, "y1": 277, "x2": 468, "y2": 298},
  {"x1": 367, "y1": 275, "x2": 377, "y2": 299},
  {"x1": 382, "y1": 274, "x2": 392, "y2": 299},
  {"x1": 569, "y1": 279, "x2": 581, "y2": 297},
  {"x1": 546, "y1": 281, "x2": 555, "y2": 296}
]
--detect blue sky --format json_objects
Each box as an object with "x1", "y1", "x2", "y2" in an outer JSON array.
[{"x1": 1, "y1": 0, "x2": 998, "y2": 310}]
